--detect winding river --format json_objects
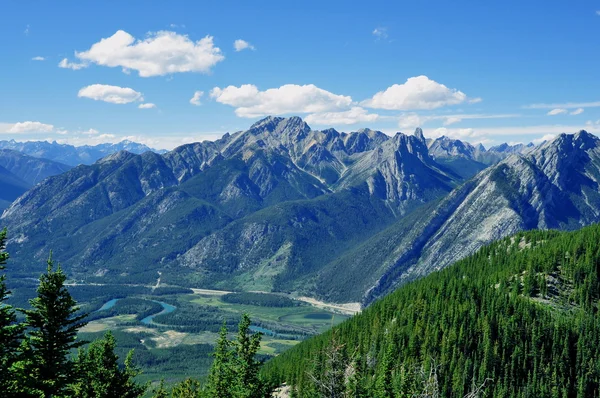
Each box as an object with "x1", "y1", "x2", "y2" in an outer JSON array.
[{"x1": 95, "y1": 298, "x2": 177, "y2": 325}]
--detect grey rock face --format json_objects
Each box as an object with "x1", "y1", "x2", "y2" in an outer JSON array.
[{"x1": 363, "y1": 130, "x2": 600, "y2": 303}]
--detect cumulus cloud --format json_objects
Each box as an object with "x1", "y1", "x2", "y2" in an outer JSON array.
[
  {"x1": 7, "y1": 121, "x2": 54, "y2": 133},
  {"x1": 78, "y1": 84, "x2": 144, "y2": 104},
  {"x1": 305, "y1": 107, "x2": 379, "y2": 125},
  {"x1": 362, "y1": 76, "x2": 471, "y2": 110},
  {"x1": 58, "y1": 58, "x2": 88, "y2": 70},
  {"x1": 372, "y1": 27, "x2": 388, "y2": 40},
  {"x1": 547, "y1": 108, "x2": 567, "y2": 116},
  {"x1": 62, "y1": 30, "x2": 224, "y2": 77},
  {"x1": 138, "y1": 103, "x2": 156, "y2": 109},
  {"x1": 210, "y1": 84, "x2": 353, "y2": 118},
  {"x1": 190, "y1": 91, "x2": 204, "y2": 106},
  {"x1": 570, "y1": 108, "x2": 584, "y2": 115},
  {"x1": 32, "y1": 56, "x2": 45, "y2": 61},
  {"x1": 234, "y1": 39, "x2": 255, "y2": 52}
]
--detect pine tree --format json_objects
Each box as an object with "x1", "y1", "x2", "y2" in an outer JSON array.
[
  {"x1": 0, "y1": 228, "x2": 25, "y2": 396},
  {"x1": 374, "y1": 341, "x2": 394, "y2": 398},
  {"x1": 232, "y1": 313, "x2": 267, "y2": 398},
  {"x1": 70, "y1": 331, "x2": 146, "y2": 397},
  {"x1": 22, "y1": 253, "x2": 88, "y2": 397},
  {"x1": 204, "y1": 323, "x2": 235, "y2": 398}
]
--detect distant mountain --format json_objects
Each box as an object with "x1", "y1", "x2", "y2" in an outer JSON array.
[
  {"x1": 1, "y1": 117, "x2": 461, "y2": 291},
  {"x1": 427, "y1": 135, "x2": 488, "y2": 179},
  {"x1": 0, "y1": 139, "x2": 167, "y2": 166},
  {"x1": 0, "y1": 165, "x2": 29, "y2": 211},
  {"x1": 0, "y1": 149, "x2": 72, "y2": 185}
]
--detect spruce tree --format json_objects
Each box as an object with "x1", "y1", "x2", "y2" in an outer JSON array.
[
  {"x1": 70, "y1": 331, "x2": 146, "y2": 397},
  {"x1": 204, "y1": 323, "x2": 234, "y2": 398},
  {"x1": 232, "y1": 313, "x2": 267, "y2": 398},
  {"x1": 22, "y1": 253, "x2": 88, "y2": 397},
  {"x1": 0, "y1": 228, "x2": 25, "y2": 395}
]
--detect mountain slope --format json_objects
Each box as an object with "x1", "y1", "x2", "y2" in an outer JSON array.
[
  {"x1": 263, "y1": 224, "x2": 600, "y2": 397},
  {"x1": 355, "y1": 130, "x2": 600, "y2": 303},
  {"x1": 0, "y1": 149, "x2": 72, "y2": 185},
  {"x1": 0, "y1": 166, "x2": 29, "y2": 211}
]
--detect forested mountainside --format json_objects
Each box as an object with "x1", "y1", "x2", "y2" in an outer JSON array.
[
  {"x1": 2, "y1": 116, "x2": 596, "y2": 305},
  {"x1": 0, "y1": 139, "x2": 166, "y2": 166},
  {"x1": 263, "y1": 223, "x2": 600, "y2": 397}
]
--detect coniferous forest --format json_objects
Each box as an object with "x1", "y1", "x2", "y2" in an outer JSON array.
[
  {"x1": 262, "y1": 224, "x2": 600, "y2": 397},
  {"x1": 6, "y1": 222, "x2": 600, "y2": 397}
]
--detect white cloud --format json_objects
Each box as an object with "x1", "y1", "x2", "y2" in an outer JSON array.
[
  {"x1": 430, "y1": 127, "x2": 478, "y2": 140},
  {"x1": 234, "y1": 39, "x2": 255, "y2": 52},
  {"x1": 443, "y1": 116, "x2": 463, "y2": 126},
  {"x1": 547, "y1": 108, "x2": 567, "y2": 116},
  {"x1": 428, "y1": 124, "x2": 597, "y2": 141},
  {"x1": 81, "y1": 128, "x2": 100, "y2": 135},
  {"x1": 190, "y1": 91, "x2": 204, "y2": 106},
  {"x1": 362, "y1": 76, "x2": 472, "y2": 110},
  {"x1": 138, "y1": 103, "x2": 157, "y2": 109},
  {"x1": 468, "y1": 97, "x2": 483, "y2": 104},
  {"x1": 62, "y1": 30, "x2": 224, "y2": 77},
  {"x1": 305, "y1": 107, "x2": 379, "y2": 125},
  {"x1": 524, "y1": 101, "x2": 600, "y2": 109},
  {"x1": 78, "y1": 84, "x2": 144, "y2": 104},
  {"x1": 32, "y1": 56, "x2": 45, "y2": 61},
  {"x1": 532, "y1": 134, "x2": 557, "y2": 144},
  {"x1": 372, "y1": 27, "x2": 388, "y2": 40},
  {"x1": 570, "y1": 108, "x2": 584, "y2": 115},
  {"x1": 398, "y1": 113, "x2": 424, "y2": 129},
  {"x1": 8, "y1": 121, "x2": 54, "y2": 133},
  {"x1": 398, "y1": 113, "x2": 519, "y2": 128},
  {"x1": 58, "y1": 58, "x2": 88, "y2": 70},
  {"x1": 210, "y1": 84, "x2": 353, "y2": 117}
]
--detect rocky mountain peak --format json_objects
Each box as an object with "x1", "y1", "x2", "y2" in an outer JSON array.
[{"x1": 413, "y1": 127, "x2": 426, "y2": 144}]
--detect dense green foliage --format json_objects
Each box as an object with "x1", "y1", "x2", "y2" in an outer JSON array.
[
  {"x1": 221, "y1": 292, "x2": 300, "y2": 307},
  {"x1": 0, "y1": 228, "x2": 25, "y2": 393},
  {"x1": 155, "y1": 313, "x2": 273, "y2": 397},
  {"x1": 263, "y1": 224, "x2": 600, "y2": 397},
  {"x1": 70, "y1": 331, "x2": 146, "y2": 397}
]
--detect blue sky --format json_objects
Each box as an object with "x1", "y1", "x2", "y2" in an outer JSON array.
[{"x1": 1, "y1": 1, "x2": 600, "y2": 149}]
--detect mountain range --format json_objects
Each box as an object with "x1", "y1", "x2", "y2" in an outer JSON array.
[
  {"x1": 1, "y1": 116, "x2": 593, "y2": 306},
  {"x1": 0, "y1": 139, "x2": 166, "y2": 166}
]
